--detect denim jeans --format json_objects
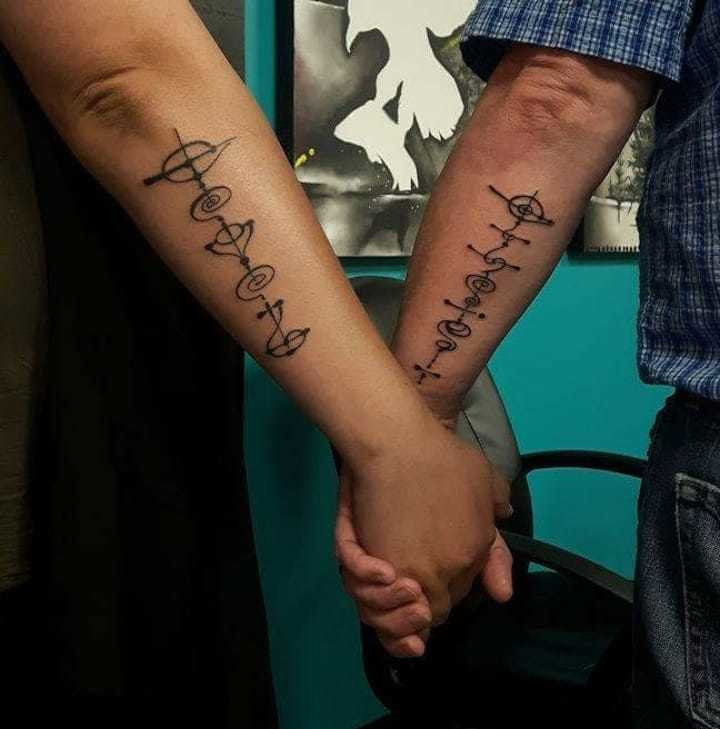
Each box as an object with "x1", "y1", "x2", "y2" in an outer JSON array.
[{"x1": 634, "y1": 391, "x2": 720, "y2": 728}]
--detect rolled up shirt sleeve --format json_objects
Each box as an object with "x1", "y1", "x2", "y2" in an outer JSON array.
[{"x1": 461, "y1": 0, "x2": 696, "y2": 84}]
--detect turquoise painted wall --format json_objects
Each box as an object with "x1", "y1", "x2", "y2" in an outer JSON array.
[{"x1": 244, "y1": 4, "x2": 670, "y2": 728}]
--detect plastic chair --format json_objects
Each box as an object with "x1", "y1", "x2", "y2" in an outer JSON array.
[{"x1": 350, "y1": 276, "x2": 643, "y2": 729}]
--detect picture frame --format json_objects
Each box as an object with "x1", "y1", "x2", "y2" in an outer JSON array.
[
  {"x1": 280, "y1": 1, "x2": 652, "y2": 258},
  {"x1": 570, "y1": 109, "x2": 653, "y2": 255},
  {"x1": 279, "y1": 0, "x2": 484, "y2": 258}
]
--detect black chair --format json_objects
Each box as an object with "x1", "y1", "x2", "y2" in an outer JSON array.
[{"x1": 350, "y1": 276, "x2": 644, "y2": 729}]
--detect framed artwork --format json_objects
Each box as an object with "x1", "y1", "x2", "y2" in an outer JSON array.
[
  {"x1": 279, "y1": 1, "x2": 653, "y2": 258},
  {"x1": 281, "y1": 0, "x2": 482, "y2": 257},
  {"x1": 571, "y1": 109, "x2": 654, "y2": 254}
]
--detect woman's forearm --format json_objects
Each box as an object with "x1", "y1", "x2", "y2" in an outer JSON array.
[{"x1": 0, "y1": 0, "x2": 432, "y2": 464}]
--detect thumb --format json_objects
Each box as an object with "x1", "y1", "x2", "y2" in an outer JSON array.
[{"x1": 480, "y1": 530, "x2": 513, "y2": 603}]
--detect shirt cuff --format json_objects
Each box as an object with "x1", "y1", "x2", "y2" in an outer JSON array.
[{"x1": 461, "y1": 0, "x2": 695, "y2": 84}]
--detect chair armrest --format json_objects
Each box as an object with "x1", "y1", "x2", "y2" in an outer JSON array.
[
  {"x1": 501, "y1": 530, "x2": 633, "y2": 604},
  {"x1": 521, "y1": 450, "x2": 646, "y2": 479},
  {"x1": 511, "y1": 450, "x2": 643, "y2": 603}
]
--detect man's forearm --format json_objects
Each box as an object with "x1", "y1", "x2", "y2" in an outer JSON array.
[
  {"x1": 392, "y1": 45, "x2": 654, "y2": 419},
  {"x1": 0, "y1": 0, "x2": 433, "y2": 464}
]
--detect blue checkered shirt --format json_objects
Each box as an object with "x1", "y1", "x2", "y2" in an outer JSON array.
[{"x1": 461, "y1": 1, "x2": 720, "y2": 401}]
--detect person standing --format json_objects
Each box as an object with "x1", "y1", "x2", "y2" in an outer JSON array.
[
  {"x1": 339, "y1": 1, "x2": 720, "y2": 725},
  {"x1": 0, "y1": 0, "x2": 512, "y2": 723}
]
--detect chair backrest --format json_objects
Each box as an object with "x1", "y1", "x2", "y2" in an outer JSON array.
[{"x1": 350, "y1": 275, "x2": 531, "y2": 535}]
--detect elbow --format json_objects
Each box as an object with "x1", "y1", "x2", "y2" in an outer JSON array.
[
  {"x1": 491, "y1": 45, "x2": 651, "y2": 148},
  {"x1": 503, "y1": 52, "x2": 604, "y2": 143},
  {"x1": 507, "y1": 77, "x2": 596, "y2": 141},
  {"x1": 65, "y1": 64, "x2": 160, "y2": 139}
]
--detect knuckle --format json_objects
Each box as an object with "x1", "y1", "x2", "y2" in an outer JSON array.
[
  {"x1": 385, "y1": 626, "x2": 408, "y2": 641},
  {"x1": 371, "y1": 566, "x2": 389, "y2": 582},
  {"x1": 407, "y1": 607, "x2": 431, "y2": 630},
  {"x1": 396, "y1": 578, "x2": 421, "y2": 598},
  {"x1": 354, "y1": 589, "x2": 372, "y2": 606},
  {"x1": 370, "y1": 592, "x2": 390, "y2": 611},
  {"x1": 403, "y1": 567, "x2": 436, "y2": 597}
]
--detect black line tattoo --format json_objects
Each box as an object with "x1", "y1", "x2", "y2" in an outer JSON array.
[
  {"x1": 414, "y1": 185, "x2": 553, "y2": 384},
  {"x1": 143, "y1": 130, "x2": 310, "y2": 358}
]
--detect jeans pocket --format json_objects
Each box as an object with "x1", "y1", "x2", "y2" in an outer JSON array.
[{"x1": 676, "y1": 473, "x2": 720, "y2": 728}]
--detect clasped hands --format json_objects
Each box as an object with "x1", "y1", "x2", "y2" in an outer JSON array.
[{"x1": 335, "y1": 405, "x2": 514, "y2": 658}]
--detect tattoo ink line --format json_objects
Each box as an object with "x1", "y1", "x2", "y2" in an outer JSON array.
[
  {"x1": 143, "y1": 130, "x2": 310, "y2": 358},
  {"x1": 414, "y1": 185, "x2": 553, "y2": 384}
]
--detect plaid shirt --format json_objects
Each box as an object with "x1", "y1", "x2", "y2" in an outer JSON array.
[{"x1": 462, "y1": 0, "x2": 720, "y2": 401}]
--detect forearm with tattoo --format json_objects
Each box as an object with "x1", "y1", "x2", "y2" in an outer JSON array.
[
  {"x1": 144, "y1": 130, "x2": 310, "y2": 358},
  {"x1": 414, "y1": 186, "x2": 553, "y2": 385},
  {"x1": 392, "y1": 47, "x2": 654, "y2": 418}
]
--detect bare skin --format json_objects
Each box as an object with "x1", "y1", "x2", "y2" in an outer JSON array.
[
  {"x1": 0, "y1": 0, "x2": 513, "y2": 656},
  {"x1": 337, "y1": 43, "x2": 654, "y2": 652}
]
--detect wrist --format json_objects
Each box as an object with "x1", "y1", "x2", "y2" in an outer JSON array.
[
  {"x1": 414, "y1": 384, "x2": 463, "y2": 430},
  {"x1": 391, "y1": 347, "x2": 469, "y2": 427},
  {"x1": 332, "y1": 386, "x2": 441, "y2": 471}
]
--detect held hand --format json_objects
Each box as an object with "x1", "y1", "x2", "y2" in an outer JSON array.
[
  {"x1": 340, "y1": 420, "x2": 512, "y2": 629},
  {"x1": 335, "y1": 481, "x2": 431, "y2": 658},
  {"x1": 335, "y1": 478, "x2": 513, "y2": 657}
]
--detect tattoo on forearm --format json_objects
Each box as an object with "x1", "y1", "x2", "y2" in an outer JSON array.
[
  {"x1": 414, "y1": 186, "x2": 553, "y2": 384},
  {"x1": 143, "y1": 130, "x2": 310, "y2": 358}
]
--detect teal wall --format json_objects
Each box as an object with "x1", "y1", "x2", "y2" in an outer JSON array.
[{"x1": 244, "y1": 4, "x2": 670, "y2": 728}]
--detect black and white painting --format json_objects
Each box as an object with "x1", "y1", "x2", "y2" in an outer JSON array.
[
  {"x1": 574, "y1": 109, "x2": 654, "y2": 254},
  {"x1": 293, "y1": 0, "x2": 481, "y2": 257}
]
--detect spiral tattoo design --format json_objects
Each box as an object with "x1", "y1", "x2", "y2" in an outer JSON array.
[
  {"x1": 143, "y1": 129, "x2": 310, "y2": 358},
  {"x1": 414, "y1": 185, "x2": 553, "y2": 384}
]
